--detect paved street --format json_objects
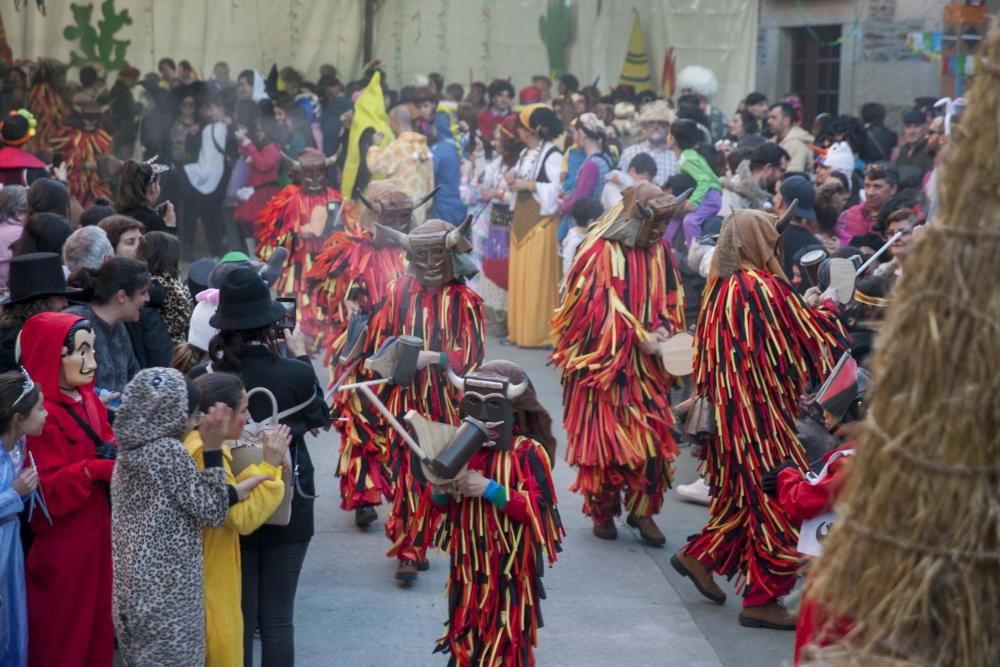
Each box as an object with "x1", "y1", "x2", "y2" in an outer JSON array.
[{"x1": 292, "y1": 337, "x2": 795, "y2": 666}]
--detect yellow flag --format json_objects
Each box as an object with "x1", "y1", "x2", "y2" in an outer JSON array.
[
  {"x1": 619, "y1": 12, "x2": 652, "y2": 92},
  {"x1": 341, "y1": 71, "x2": 395, "y2": 199}
]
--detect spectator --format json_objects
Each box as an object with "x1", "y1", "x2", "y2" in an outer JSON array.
[
  {"x1": 0, "y1": 368, "x2": 45, "y2": 667},
  {"x1": 233, "y1": 116, "x2": 282, "y2": 245},
  {"x1": 873, "y1": 208, "x2": 920, "y2": 283},
  {"x1": 185, "y1": 372, "x2": 290, "y2": 667},
  {"x1": 894, "y1": 109, "x2": 933, "y2": 192},
  {"x1": 768, "y1": 102, "x2": 814, "y2": 174},
  {"x1": 464, "y1": 81, "x2": 487, "y2": 113},
  {"x1": 0, "y1": 185, "x2": 28, "y2": 292},
  {"x1": 115, "y1": 159, "x2": 177, "y2": 232},
  {"x1": 617, "y1": 100, "x2": 678, "y2": 187},
  {"x1": 816, "y1": 141, "x2": 856, "y2": 189},
  {"x1": 721, "y1": 142, "x2": 790, "y2": 215},
  {"x1": 476, "y1": 79, "x2": 515, "y2": 143},
  {"x1": 79, "y1": 202, "x2": 116, "y2": 227},
  {"x1": 559, "y1": 113, "x2": 613, "y2": 220},
  {"x1": 563, "y1": 198, "x2": 602, "y2": 277},
  {"x1": 775, "y1": 175, "x2": 823, "y2": 289},
  {"x1": 66, "y1": 257, "x2": 149, "y2": 394},
  {"x1": 859, "y1": 102, "x2": 897, "y2": 164},
  {"x1": 428, "y1": 111, "x2": 466, "y2": 224},
  {"x1": 106, "y1": 65, "x2": 141, "y2": 158},
  {"x1": 63, "y1": 225, "x2": 114, "y2": 273},
  {"x1": 190, "y1": 268, "x2": 328, "y2": 667},
  {"x1": 0, "y1": 110, "x2": 48, "y2": 186},
  {"x1": 158, "y1": 57, "x2": 178, "y2": 87},
  {"x1": 744, "y1": 92, "x2": 769, "y2": 125},
  {"x1": 602, "y1": 152, "x2": 656, "y2": 209},
  {"x1": 668, "y1": 118, "x2": 722, "y2": 247},
  {"x1": 209, "y1": 61, "x2": 234, "y2": 95},
  {"x1": 838, "y1": 161, "x2": 898, "y2": 246},
  {"x1": 181, "y1": 95, "x2": 230, "y2": 259},
  {"x1": 444, "y1": 82, "x2": 464, "y2": 103},
  {"x1": 138, "y1": 231, "x2": 192, "y2": 344},
  {"x1": 110, "y1": 368, "x2": 242, "y2": 666},
  {"x1": 98, "y1": 215, "x2": 145, "y2": 259},
  {"x1": 0, "y1": 253, "x2": 79, "y2": 373},
  {"x1": 532, "y1": 75, "x2": 553, "y2": 103},
  {"x1": 319, "y1": 75, "x2": 350, "y2": 158},
  {"x1": 12, "y1": 212, "x2": 72, "y2": 257},
  {"x1": 677, "y1": 66, "x2": 727, "y2": 142},
  {"x1": 236, "y1": 69, "x2": 268, "y2": 103},
  {"x1": 727, "y1": 110, "x2": 760, "y2": 145},
  {"x1": 367, "y1": 106, "x2": 434, "y2": 224},
  {"x1": 26, "y1": 178, "x2": 71, "y2": 218},
  {"x1": 815, "y1": 179, "x2": 849, "y2": 253}
]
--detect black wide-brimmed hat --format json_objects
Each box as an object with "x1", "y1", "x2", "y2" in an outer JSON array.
[
  {"x1": 209, "y1": 267, "x2": 285, "y2": 331},
  {"x1": 0, "y1": 252, "x2": 82, "y2": 305}
]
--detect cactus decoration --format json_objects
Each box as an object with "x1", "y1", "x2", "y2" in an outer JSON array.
[
  {"x1": 63, "y1": 0, "x2": 133, "y2": 71},
  {"x1": 538, "y1": 0, "x2": 572, "y2": 79}
]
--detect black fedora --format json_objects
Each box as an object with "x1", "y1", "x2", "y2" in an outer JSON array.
[
  {"x1": 0, "y1": 252, "x2": 82, "y2": 305},
  {"x1": 209, "y1": 267, "x2": 285, "y2": 330}
]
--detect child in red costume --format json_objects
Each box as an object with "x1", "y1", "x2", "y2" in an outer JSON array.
[{"x1": 20, "y1": 311, "x2": 116, "y2": 667}]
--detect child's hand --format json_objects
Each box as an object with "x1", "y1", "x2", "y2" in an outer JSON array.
[{"x1": 13, "y1": 467, "x2": 39, "y2": 496}]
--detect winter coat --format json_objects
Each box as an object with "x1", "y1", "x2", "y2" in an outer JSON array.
[
  {"x1": 111, "y1": 368, "x2": 230, "y2": 667},
  {"x1": 779, "y1": 125, "x2": 816, "y2": 174},
  {"x1": 184, "y1": 430, "x2": 284, "y2": 667},
  {"x1": 21, "y1": 311, "x2": 116, "y2": 667},
  {"x1": 124, "y1": 281, "x2": 176, "y2": 370},
  {"x1": 190, "y1": 345, "x2": 327, "y2": 545}
]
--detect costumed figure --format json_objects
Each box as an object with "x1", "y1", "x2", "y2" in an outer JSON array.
[
  {"x1": 49, "y1": 94, "x2": 113, "y2": 207},
  {"x1": 308, "y1": 180, "x2": 433, "y2": 366},
  {"x1": 345, "y1": 217, "x2": 485, "y2": 583},
  {"x1": 254, "y1": 148, "x2": 342, "y2": 340},
  {"x1": 670, "y1": 206, "x2": 845, "y2": 630},
  {"x1": 467, "y1": 115, "x2": 523, "y2": 338},
  {"x1": 422, "y1": 361, "x2": 563, "y2": 666},
  {"x1": 25, "y1": 60, "x2": 69, "y2": 148},
  {"x1": 797, "y1": 25, "x2": 1000, "y2": 666},
  {"x1": 20, "y1": 312, "x2": 116, "y2": 667},
  {"x1": 506, "y1": 105, "x2": 563, "y2": 348},
  {"x1": 551, "y1": 183, "x2": 689, "y2": 546},
  {"x1": 0, "y1": 110, "x2": 47, "y2": 187}
]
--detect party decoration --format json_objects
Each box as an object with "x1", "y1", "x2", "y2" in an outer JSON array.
[
  {"x1": 62, "y1": 0, "x2": 133, "y2": 71},
  {"x1": 538, "y1": 0, "x2": 572, "y2": 79}
]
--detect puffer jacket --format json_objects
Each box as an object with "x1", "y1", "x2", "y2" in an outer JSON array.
[{"x1": 111, "y1": 368, "x2": 230, "y2": 667}]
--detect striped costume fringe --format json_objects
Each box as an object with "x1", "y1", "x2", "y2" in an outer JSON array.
[
  {"x1": 254, "y1": 185, "x2": 343, "y2": 339},
  {"x1": 49, "y1": 127, "x2": 112, "y2": 207},
  {"x1": 551, "y1": 238, "x2": 685, "y2": 519},
  {"x1": 433, "y1": 436, "x2": 564, "y2": 667},
  {"x1": 26, "y1": 83, "x2": 68, "y2": 147},
  {"x1": 684, "y1": 269, "x2": 846, "y2": 597},
  {"x1": 357, "y1": 276, "x2": 485, "y2": 561},
  {"x1": 307, "y1": 232, "x2": 405, "y2": 367}
]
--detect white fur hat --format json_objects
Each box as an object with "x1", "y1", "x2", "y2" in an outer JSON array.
[
  {"x1": 821, "y1": 141, "x2": 856, "y2": 176},
  {"x1": 677, "y1": 65, "x2": 719, "y2": 102},
  {"x1": 187, "y1": 289, "x2": 220, "y2": 352}
]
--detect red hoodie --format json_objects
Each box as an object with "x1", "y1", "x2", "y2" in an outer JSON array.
[{"x1": 20, "y1": 311, "x2": 116, "y2": 667}]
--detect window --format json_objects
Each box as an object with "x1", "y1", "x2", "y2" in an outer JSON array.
[{"x1": 789, "y1": 25, "x2": 842, "y2": 125}]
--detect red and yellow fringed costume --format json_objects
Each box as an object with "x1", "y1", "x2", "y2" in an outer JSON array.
[
  {"x1": 431, "y1": 435, "x2": 563, "y2": 666},
  {"x1": 49, "y1": 126, "x2": 112, "y2": 207},
  {"x1": 255, "y1": 184, "x2": 343, "y2": 339},
  {"x1": 551, "y1": 213, "x2": 685, "y2": 523},
  {"x1": 26, "y1": 82, "x2": 68, "y2": 147},
  {"x1": 681, "y1": 266, "x2": 845, "y2": 606},
  {"x1": 357, "y1": 276, "x2": 485, "y2": 561},
  {"x1": 309, "y1": 233, "x2": 405, "y2": 510},
  {"x1": 307, "y1": 232, "x2": 405, "y2": 367}
]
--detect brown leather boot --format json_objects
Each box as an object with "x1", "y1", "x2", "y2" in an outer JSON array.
[
  {"x1": 354, "y1": 505, "x2": 377, "y2": 528},
  {"x1": 395, "y1": 560, "x2": 418, "y2": 585},
  {"x1": 626, "y1": 514, "x2": 666, "y2": 547},
  {"x1": 670, "y1": 551, "x2": 727, "y2": 604},
  {"x1": 739, "y1": 601, "x2": 797, "y2": 630},
  {"x1": 592, "y1": 517, "x2": 618, "y2": 540},
  {"x1": 416, "y1": 558, "x2": 430, "y2": 572}
]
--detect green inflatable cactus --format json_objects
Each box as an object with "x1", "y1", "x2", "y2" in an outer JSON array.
[
  {"x1": 538, "y1": 0, "x2": 572, "y2": 79},
  {"x1": 63, "y1": 0, "x2": 133, "y2": 71}
]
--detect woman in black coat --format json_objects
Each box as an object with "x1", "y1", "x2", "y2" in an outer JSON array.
[{"x1": 190, "y1": 267, "x2": 327, "y2": 667}]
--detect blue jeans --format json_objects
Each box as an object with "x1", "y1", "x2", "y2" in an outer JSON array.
[{"x1": 241, "y1": 540, "x2": 310, "y2": 667}]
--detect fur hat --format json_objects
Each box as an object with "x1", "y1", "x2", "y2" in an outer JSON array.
[
  {"x1": 677, "y1": 65, "x2": 719, "y2": 102},
  {"x1": 637, "y1": 100, "x2": 675, "y2": 125}
]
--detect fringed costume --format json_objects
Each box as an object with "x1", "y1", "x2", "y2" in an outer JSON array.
[
  {"x1": 255, "y1": 176, "x2": 342, "y2": 340},
  {"x1": 49, "y1": 123, "x2": 112, "y2": 207},
  {"x1": 551, "y1": 185, "x2": 688, "y2": 540},
  {"x1": 428, "y1": 361, "x2": 563, "y2": 666},
  {"x1": 363, "y1": 275, "x2": 484, "y2": 564},
  {"x1": 677, "y1": 208, "x2": 845, "y2": 618},
  {"x1": 432, "y1": 436, "x2": 561, "y2": 666},
  {"x1": 25, "y1": 81, "x2": 67, "y2": 148}
]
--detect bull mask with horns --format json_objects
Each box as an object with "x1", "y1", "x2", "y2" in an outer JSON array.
[
  {"x1": 600, "y1": 183, "x2": 693, "y2": 248},
  {"x1": 375, "y1": 215, "x2": 477, "y2": 287},
  {"x1": 281, "y1": 148, "x2": 338, "y2": 195},
  {"x1": 446, "y1": 368, "x2": 529, "y2": 451},
  {"x1": 356, "y1": 181, "x2": 440, "y2": 235}
]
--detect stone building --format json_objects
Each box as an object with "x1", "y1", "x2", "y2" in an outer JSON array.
[{"x1": 755, "y1": 0, "x2": 998, "y2": 129}]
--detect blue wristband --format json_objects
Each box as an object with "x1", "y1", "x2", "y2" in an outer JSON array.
[{"x1": 483, "y1": 479, "x2": 501, "y2": 501}]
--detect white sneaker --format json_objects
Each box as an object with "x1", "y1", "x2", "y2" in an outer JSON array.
[{"x1": 676, "y1": 477, "x2": 711, "y2": 505}]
